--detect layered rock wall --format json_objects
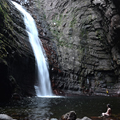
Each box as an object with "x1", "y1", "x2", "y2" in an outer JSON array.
[{"x1": 36, "y1": 0, "x2": 120, "y2": 94}]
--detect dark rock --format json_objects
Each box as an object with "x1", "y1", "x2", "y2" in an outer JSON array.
[
  {"x1": 11, "y1": 93, "x2": 21, "y2": 100},
  {"x1": 0, "y1": 0, "x2": 36, "y2": 102},
  {"x1": 61, "y1": 111, "x2": 77, "y2": 120},
  {"x1": 0, "y1": 59, "x2": 12, "y2": 102}
]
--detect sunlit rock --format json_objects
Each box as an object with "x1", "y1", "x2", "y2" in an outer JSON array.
[
  {"x1": 0, "y1": 114, "x2": 16, "y2": 120},
  {"x1": 61, "y1": 111, "x2": 77, "y2": 120}
]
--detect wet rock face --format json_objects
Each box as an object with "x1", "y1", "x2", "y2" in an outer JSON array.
[
  {"x1": 32, "y1": 0, "x2": 120, "y2": 93},
  {"x1": 11, "y1": 0, "x2": 120, "y2": 94},
  {"x1": 0, "y1": 0, "x2": 35, "y2": 102}
]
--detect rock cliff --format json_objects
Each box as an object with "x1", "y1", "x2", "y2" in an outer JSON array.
[
  {"x1": 1, "y1": 0, "x2": 120, "y2": 100},
  {"x1": 0, "y1": 0, "x2": 35, "y2": 102},
  {"x1": 31, "y1": 0, "x2": 120, "y2": 95}
]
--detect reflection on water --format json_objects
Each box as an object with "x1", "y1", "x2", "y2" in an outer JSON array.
[{"x1": 0, "y1": 96, "x2": 120, "y2": 120}]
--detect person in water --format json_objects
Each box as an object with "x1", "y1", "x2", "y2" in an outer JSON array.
[{"x1": 102, "y1": 104, "x2": 112, "y2": 117}]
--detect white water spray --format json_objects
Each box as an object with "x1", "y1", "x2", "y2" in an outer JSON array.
[{"x1": 12, "y1": 1, "x2": 53, "y2": 97}]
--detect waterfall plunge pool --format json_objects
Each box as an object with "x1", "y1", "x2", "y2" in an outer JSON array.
[
  {"x1": 0, "y1": 96, "x2": 120, "y2": 120},
  {"x1": 7, "y1": 2, "x2": 120, "y2": 120}
]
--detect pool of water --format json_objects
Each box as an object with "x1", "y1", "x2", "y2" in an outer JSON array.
[{"x1": 0, "y1": 96, "x2": 120, "y2": 120}]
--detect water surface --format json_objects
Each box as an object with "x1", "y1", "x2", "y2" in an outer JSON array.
[{"x1": 0, "y1": 96, "x2": 120, "y2": 120}]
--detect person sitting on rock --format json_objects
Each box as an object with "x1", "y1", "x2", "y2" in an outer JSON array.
[{"x1": 102, "y1": 104, "x2": 112, "y2": 117}]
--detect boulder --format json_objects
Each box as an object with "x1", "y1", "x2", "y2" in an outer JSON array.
[
  {"x1": 61, "y1": 111, "x2": 77, "y2": 120},
  {"x1": 0, "y1": 114, "x2": 16, "y2": 120},
  {"x1": 76, "y1": 117, "x2": 92, "y2": 120},
  {"x1": 81, "y1": 117, "x2": 92, "y2": 120},
  {"x1": 50, "y1": 118, "x2": 58, "y2": 120}
]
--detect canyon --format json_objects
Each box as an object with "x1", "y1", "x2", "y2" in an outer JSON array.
[{"x1": 0, "y1": 0, "x2": 120, "y2": 102}]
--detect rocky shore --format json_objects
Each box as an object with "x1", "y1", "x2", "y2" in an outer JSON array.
[{"x1": 0, "y1": 111, "x2": 119, "y2": 120}]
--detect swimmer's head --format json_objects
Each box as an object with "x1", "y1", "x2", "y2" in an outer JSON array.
[{"x1": 107, "y1": 104, "x2": 111, "y2": 108}]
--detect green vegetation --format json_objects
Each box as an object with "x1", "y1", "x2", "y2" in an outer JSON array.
[
  {"x1": 70, "y1": 16, "x2": 76, "y2": 28},
  {"x1": 51, "y1": 13, "x2": 76, "y2": 48},
  {"x1": 51, "y1": 28, "x2": 74, "y2": 48},
  {"x1": 58, "y1": 39, "x2": 73, "y2": 48},
  {"x1": 0, "y1": 0, "x2": 15, "y2": 59},
  {"x1": 79, "y1": 25, "x2": 88, "y2": 40},
  {"x1": 0, "y1": 33, "x2": 9, "y2": 59},
  {"x1": 96, "y1": 30, "x2": 103, "y2": 41},
  {"x1": 36, "y1": 0, "x2": 41, "y2": 8},
  {"x1": 52, "y1": 14, "x2": 63, "y2": 27}
]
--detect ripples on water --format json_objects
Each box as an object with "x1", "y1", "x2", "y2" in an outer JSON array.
[{"x1": 0, "y1": 96, "x2": 120, "y2": 120}]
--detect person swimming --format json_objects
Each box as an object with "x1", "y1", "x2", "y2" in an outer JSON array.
[{"x1": 102, "y1": 104, "x2": 112, "y2": 117}]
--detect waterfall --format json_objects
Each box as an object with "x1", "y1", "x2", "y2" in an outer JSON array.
[{"x1": 12, "y1": 1, "x2": 53, "y2": 97}]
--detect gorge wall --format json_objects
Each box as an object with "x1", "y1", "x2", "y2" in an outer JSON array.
[
  {"x1": 31, "y1": 0, "x2": 120, "y2": 95},
  {"x1": 1, "y1": 0, "x2": 120, "y2": 101},
  {"x1": 0, "y1": 0, "x2": 36, "y2": 102},
  {"x1": 15, "y1": 0, "x2": 120, "y2": 95}
]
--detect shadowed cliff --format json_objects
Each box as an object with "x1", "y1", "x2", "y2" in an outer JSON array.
[{"x1": 0, "y1": 0, "x2": 35, "y2": 102}]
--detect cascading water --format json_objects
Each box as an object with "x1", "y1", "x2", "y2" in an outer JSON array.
[{"x1": 12, "y1": 1, "x2": 53, "y2": 97}]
